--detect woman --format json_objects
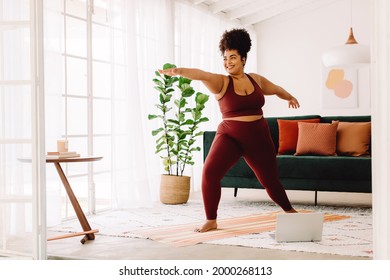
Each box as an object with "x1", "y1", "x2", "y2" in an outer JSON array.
[{"x1": 159, "y1": 28, "x2": 299, "y2": 232}]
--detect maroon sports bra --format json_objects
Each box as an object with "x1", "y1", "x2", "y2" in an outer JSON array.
[{"x1": 218, "y1": 74, "x2": 265, "y2": 118}]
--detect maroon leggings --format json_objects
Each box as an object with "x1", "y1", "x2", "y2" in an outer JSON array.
[{"x1": 202, "y1": 118, "x2": 293, "y2": 220}]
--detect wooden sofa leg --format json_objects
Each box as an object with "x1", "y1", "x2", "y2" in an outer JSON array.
[
  {"x1": 314, "y1": 191, "x2": 318, "y2": 206},
  {"x1": 234, "y1": 188, "x2": 238, "y2": 197}
]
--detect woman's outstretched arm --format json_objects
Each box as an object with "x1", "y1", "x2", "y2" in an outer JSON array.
[
  {"x1": 159, "y1": 67, "x2": 226, "y2": 95},
  {"x1": 249, "y1": 73, "x2": 300, "y2": 109}
]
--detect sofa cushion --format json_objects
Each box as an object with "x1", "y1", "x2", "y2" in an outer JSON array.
[
  {"x1": 295, "y1": 122, "x2": 339, "y2": 156},
  {"x1": 224, "y1": 155, "x2": 372, "y2": 181},
  {"x1": 265, "y1": 115, "x2": 321, "y2": 151},
  {"x1": 335, "y1": 121, "x2": 371, "y2": 156},
  {"x1": 277, "y1": 155, "x2": 371, "y2": 180},
  {"x1": 277, "y1": 118, "x2": 321, "y2": 155}
]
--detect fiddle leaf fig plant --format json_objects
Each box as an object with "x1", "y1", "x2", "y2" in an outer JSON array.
[{"x1": 148, "y1": 63, "x2": 209, "y2": 176}]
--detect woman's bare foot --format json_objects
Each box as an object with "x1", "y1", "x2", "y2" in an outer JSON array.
[
  {"x1": 194, "y1": 220, "x2": 217, "y2": 233},
  {"x1": 285, "y1": 208, "x2": 298, "y2": 213}
]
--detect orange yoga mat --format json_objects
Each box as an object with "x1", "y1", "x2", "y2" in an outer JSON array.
[{"x1": 131, "y1": 210, "x2": 350, "y2": 247}]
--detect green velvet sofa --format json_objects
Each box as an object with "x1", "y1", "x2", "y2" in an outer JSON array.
[{"x1": 203, "y1": 115, "x2": 372, "y2": 205}]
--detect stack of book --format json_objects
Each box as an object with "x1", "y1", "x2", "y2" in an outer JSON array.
[{"x1": 46, "y1": 151, "x2": 80, "y2": 159}]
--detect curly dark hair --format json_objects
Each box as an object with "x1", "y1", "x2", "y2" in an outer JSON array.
[{"x1": 219, "y1": 28, "x2": 252, "y2": 59}]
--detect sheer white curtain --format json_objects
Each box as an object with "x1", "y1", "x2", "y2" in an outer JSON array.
[
  {"x1": 111, "y1": 0, "x2": 174, "y2": 208},
  {"x1": 42, "y1": 0, "x2": 63, "y2": 226}
]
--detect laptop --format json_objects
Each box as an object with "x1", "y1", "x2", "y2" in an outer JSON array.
[{"x1": 275, "y1": 212, "x2": 324, "y2": 242}]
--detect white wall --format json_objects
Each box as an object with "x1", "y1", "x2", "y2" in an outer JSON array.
[{"x1": 255, "y1": 0, "x2": 371, "y2": 117}]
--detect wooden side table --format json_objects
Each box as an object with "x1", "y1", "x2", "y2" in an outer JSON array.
[
  {"x1": 20, "y1": 156, "x2": 103, "y2": 244},
  {"x1": 47, "y1": 156, "x2": 103, "y2": 244}
]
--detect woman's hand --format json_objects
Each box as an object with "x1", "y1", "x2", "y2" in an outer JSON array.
[
  {"x1": 257, "y1": 75, "x2": 301, "y2": 109},
  {"x1": 158, "y1": 68, "x2": 179, "y2": 76},
  {"x1": 288, "y1": 96, "x2": 300, "y2": 109}
]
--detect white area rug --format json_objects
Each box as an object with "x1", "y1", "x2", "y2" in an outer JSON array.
[{"x1": 50, "y1": 200, "x2": 372, "y2": 258}]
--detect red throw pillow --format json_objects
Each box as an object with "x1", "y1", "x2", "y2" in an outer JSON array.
[{"x1": 277, "y1": 118, "x2": 321, "y2": 155}]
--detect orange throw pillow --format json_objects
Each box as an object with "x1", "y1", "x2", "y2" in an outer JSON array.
[
  {"x1": 334, "y1": 121, "x2": 371, "y2": 156},
  {"x1": 295, "y1": 121, "x2": 339, "y2": 156},
  {"x1": 277, "y1": 118, "x2": 321, "y2": 154}
]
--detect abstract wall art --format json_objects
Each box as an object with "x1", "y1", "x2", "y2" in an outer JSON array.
[{"x1": 322, "y1": 67, "x2": 358, "y2": 108}]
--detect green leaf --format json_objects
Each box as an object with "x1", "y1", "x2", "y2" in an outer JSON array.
[
  {"x1": 182, "y1": 89, "x2": 195, "y2": 98},
  {"x1": 194, "y1": 131, "x2": 204, "y2": 137},
  {"x1": 167, "y1": 119, "x2": 180, "y2": 125},
  {"x1": 163, "y1": 63, "x2": 176, "y2": 70},
  {"x1": 179, "y1": 98, "x2": 186, "y2": 108},
  {"x1": 193, "y1": 110, "x2": 201, "y2": 120},
  {"x1": 148, "y1": 114, "x2": 158, "y2": 120},
  {"x1": 159, "y1": 94, "x2": 165, "y2": 104},
  {"x1": 180, "y1": 83, "x2": 191, "y2": 91},
  {"x1": 167, "y1": 76, "x2": 179, "y2": 86},
  {"x1": 190, "y1": 147, "x2": 201, "y2": 152},
  {"x1": 155, "y1": 147, "x2": 167, "y2": 154},
  {"x1": 179, "y1": 76, "x2": 192, "y2": 86},
  {"x1": 196, "y1": 92, "x2": 210, "y2": 104},
  {"x1": 152, "y1": 78, "x2": 164, "y2": 87},
  {"x1": 162, "y1": 157, "x2": 171, "y2": 166},
  {"x1": 164, "y1": 94, "x2": 172, "y2": 103},
  {"x1": 152, "y1": 128, "x2": 164, "y2": 136},
  {"x1": 156, "y1": 141, "x2": 166, "y2": 151},
  {"x1": 183, "y1": 119, "x2": 194, "y2": 125},
  {"x1": 156, "y1": 134, "x2": 167, "y2": 145},
  {"x1": 178, "y1": 112, "x2": 185, "y2": 122},
  {"x1": 154, "y1": 86, "x2": 165, "y2": 94}
]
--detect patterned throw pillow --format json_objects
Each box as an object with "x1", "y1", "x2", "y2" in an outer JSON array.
[
  {"x1": 295, "y1": 121, "x2": 339, "y2": 156},
  {"x1": 277, "y1": 118, "x2": 321, "y2": 155},
  {"x1": 335, "y1": 121, "x2": 371, "y2": 156}
]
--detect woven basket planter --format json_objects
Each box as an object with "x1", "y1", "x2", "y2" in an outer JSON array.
[{"x1": 160, "y1": 174, "x2": 190, "y2": 204}]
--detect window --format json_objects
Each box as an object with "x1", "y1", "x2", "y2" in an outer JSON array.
[
  {"x1": 59, "y1": 0, "x2": 127, "y2": 217},
  {"x1": 0, "y1": 0, "x2": 46, "y2": 259}
]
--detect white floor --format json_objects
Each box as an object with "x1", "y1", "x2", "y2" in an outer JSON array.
[
  {"x1": 45, "y1": 189, "x2": 371, "y2": 260},
  {"x1": 1, "y1": 188, "x2": 372, "y2": 260}
]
